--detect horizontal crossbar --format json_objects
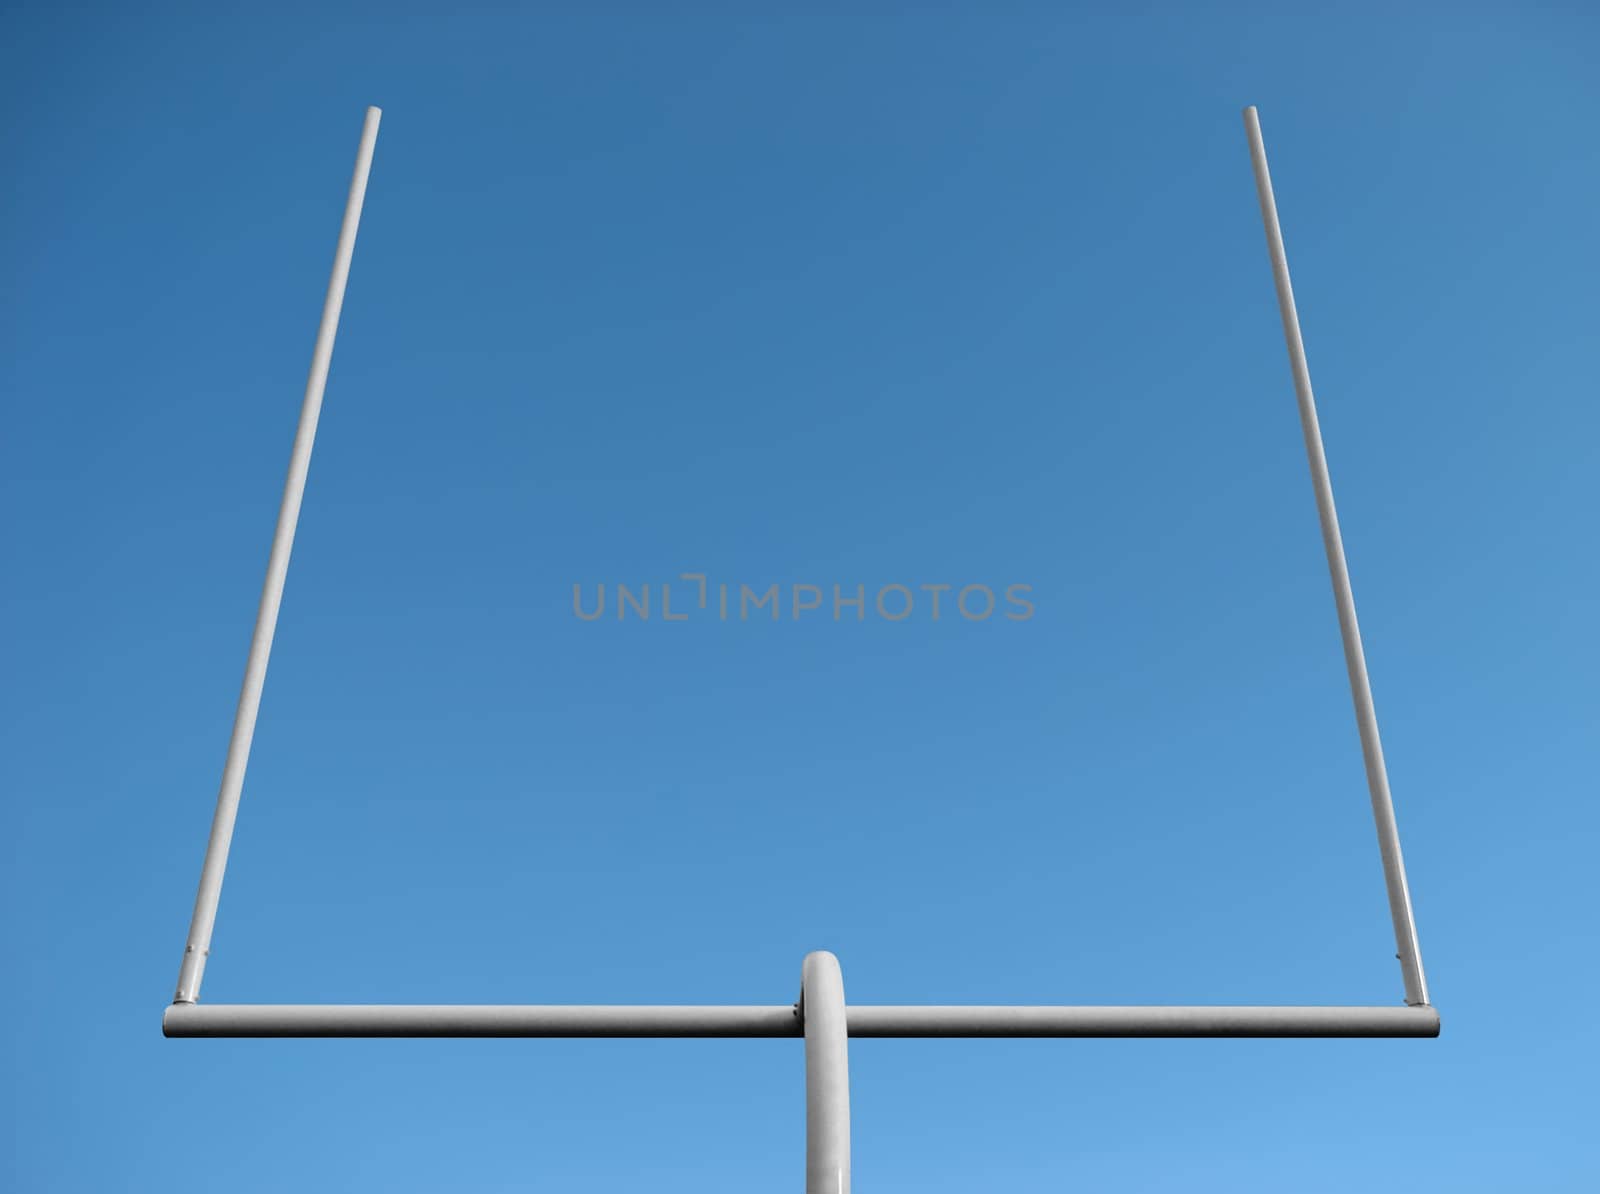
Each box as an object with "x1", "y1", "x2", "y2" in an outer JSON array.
[{"x1": 164, "y1": 1004, "x2": 1439, "y2": 1038}]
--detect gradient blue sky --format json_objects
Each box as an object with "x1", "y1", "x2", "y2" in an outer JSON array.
[{"x1": 3, "y1": 3, "x2": 1596, "y2": 1190}]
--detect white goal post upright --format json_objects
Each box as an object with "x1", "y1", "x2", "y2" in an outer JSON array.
[
  {"x1": 1242, "y1": 106, "x2": 1428, "y2": 1008},
  {"x1": 174, "y1": 106, "x2": 382, "y2": 1007},
  {"x1": 166, "y1": 105, "x2": 1437, "y2": 1194}
]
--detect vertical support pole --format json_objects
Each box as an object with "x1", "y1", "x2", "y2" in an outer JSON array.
[
  {"x1": 173, "y1": 106, "x2": 383, "y2": 1004},
  {"x1": 800, "y1": 951, "x2": 851, "y2": 1194},
  {"x1": 1242, "y1": 106, "x2": 1429, "y2": 1007}
]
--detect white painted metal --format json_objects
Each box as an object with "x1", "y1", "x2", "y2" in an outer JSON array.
[
  {"x1": 162, "y1": 1002, "x2": 1440, "y2": 1038},
  {"x1": 801, "y1": 952, "x2": 852, "y2": 1194},
  {"x1": 1242, "y1": 106, "x2": 1430, "y2": 1007},
  {"x1": 164, "y1": 106, "x2": 1442, "y2": 1189},
  {"x1": 174, "y1": 106, "x2": 382, "y2": 1004}
]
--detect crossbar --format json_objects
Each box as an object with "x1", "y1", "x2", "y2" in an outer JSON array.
[{"x1": 164, "y1": 1003, "x2": 1440, "y2": 1038}]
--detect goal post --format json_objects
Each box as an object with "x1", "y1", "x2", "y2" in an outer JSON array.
[{"x1": 165, "y1": 105, "x2": 1437, "y2": 1194}]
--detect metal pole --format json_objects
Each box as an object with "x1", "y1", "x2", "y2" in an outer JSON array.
[
  {"x1": 1242, "y1": 106, "x2": 1429, "y2": 1007},
  {"x1": 174, "y1": 106, "x2": 383, "y2": 1004},
  {"x1": 842, "y1": 1003, "x2": 1440, "y2": 1037},
  {"x1": 162, "y1": 1002, "x2": 1440, "y2": 1038},
  {"x1": 801, "y1": 952, "x2": 851, "y2": 1194}
]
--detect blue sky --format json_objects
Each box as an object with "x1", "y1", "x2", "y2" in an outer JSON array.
[{"x1": 2, "y1": 2, "x2": 1595, "y2": 1189}]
